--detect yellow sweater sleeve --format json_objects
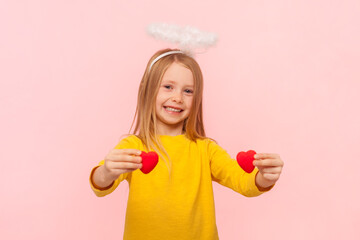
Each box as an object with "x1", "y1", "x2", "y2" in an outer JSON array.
[
  {"x1": 208, "y1": 140, "x2": 269, "y2": 197},
  {"x1": 89, "y1": 135, "x2": 139, "y2": 197}
]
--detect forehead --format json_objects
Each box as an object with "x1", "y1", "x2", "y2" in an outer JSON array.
[{"x1": 161, "y1": 62, "x2": 194, "y2": 86}]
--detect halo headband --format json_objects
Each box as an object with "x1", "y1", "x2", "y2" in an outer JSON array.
[
  {"x1": 147, "y1": 23, "x2": 218, "y2": 55},
  {"x1": 149, "y1": 50, "x2": 183, "y2": 71}
]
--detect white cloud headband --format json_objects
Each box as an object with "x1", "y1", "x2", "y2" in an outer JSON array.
[{"x1": 147, "y1": 23, "x2": 218, "y2": 70}]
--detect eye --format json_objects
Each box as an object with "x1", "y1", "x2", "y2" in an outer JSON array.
[
  {"x1": 185, "y1": 89, "x2": 193, "y2": 94},
  {"x1": 164, "y1": 85, "x2": 172, "y2": 89}
]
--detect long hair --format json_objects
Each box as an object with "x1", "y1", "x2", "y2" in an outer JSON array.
[{"x1": 129, "y1": 48, "x2": 207, "y2": 173}]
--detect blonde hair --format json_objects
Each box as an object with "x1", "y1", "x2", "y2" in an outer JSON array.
[{"x1": 129, "y1": 48, "x2": 207, "y2": 173}]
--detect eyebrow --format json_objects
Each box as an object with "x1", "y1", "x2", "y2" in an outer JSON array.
[{"x1": 163, "y1": 80, "x2": 194, "y2": 88}]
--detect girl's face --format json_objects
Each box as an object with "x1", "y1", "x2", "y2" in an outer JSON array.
[{"x1": 155, "y1": 62, "x2": 194, "y2": 135}]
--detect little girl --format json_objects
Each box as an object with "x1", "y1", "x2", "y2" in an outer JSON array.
[{"x1": 89, "y1": 49, "x2": 284, "y2": 240}]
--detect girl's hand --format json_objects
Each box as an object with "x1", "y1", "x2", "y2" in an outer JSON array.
[
  {"x1": 102, "y1": 149, "x2": 143, "y2": 182},
  {"x1": 253, "y1": 153, "x2": 284, "y2": 189}
]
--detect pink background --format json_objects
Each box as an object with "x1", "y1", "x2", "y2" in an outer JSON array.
[{"x1": 1, "y1": 1, "x2": 359, "y2": 239}]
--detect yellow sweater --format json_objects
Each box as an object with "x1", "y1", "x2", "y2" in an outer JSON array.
[{"x1": 90, "y1": 134, "x2": 267, "y2": 240}]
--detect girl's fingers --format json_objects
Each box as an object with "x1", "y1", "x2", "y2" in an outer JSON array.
[
  {"x1": 110, "y1": 161, "x2": 142, "y2": 170},
  {"x1": 121, "y1": 155, "x2": 143, "y2": 163},
  {"x1": 257, "y1": 166, "x2": 282, "y2": 174},
  {"x1": 255, "y1": 153, "x2": 280, "y2": 159},
  {"x1": 107, "y1": 154, "x2": 142, "y2": 163},
  {"x1": 253, "y1": 158, "x2": 284, "y2": 167}
]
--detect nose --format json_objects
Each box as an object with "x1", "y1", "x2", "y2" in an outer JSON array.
[{"x1": 171, "y1": 91, "x2": 183, "y2": 103}]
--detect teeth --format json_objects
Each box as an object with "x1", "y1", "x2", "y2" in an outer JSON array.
[{"x1": 165, "y1": 107, "x2": 181, "y2": 112}]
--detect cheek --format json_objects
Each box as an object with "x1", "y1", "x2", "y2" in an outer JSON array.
[
  {"x1": 156, "y1": 91, "x2": 171, "y2": 104},
  {"x1": 155, "y1": 92, "x2": 164, "y2": 105},
  {"x1": 186, "y1": 97, "x2": 194, "y2": 109},
  {"x1": 156, "y1": 97, "x2": 163, "y2": 109},
  {"x1": 156, "y1": 95, "x2": 169, "y2": 110}
]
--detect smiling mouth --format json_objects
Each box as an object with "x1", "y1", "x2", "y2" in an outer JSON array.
[{"x1": 164, "y1": 106, "x2": 183, "y2": 113}]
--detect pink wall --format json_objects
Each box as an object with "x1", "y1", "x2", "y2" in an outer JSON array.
[{"x1": 1, "y1": 1, "x2": 359, "y2": 239}]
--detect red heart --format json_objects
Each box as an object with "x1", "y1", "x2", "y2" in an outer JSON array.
[
  {"x1": 140, "y1": 151, "x2": 159, "y2": 174},
  {"x1": 236, "y1": 150, "x2": 257, "y2": 173}
]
